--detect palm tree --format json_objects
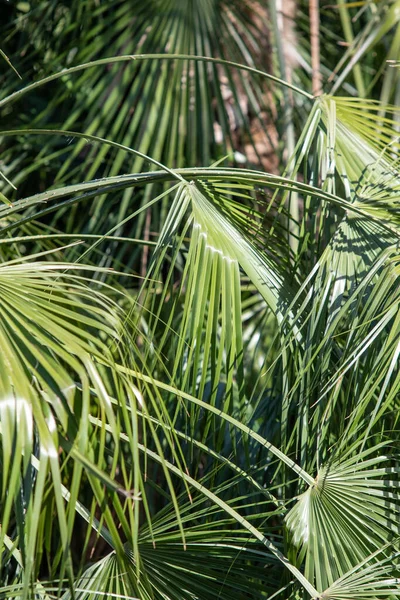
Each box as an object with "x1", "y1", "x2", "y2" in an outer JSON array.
[{"x1": 1, "y1": 1, "x2": 400, "y2": 598}]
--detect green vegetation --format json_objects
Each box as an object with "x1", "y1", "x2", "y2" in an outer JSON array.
[{"x1": 1, "y1": 1, "x2": 400, "y2": 598}]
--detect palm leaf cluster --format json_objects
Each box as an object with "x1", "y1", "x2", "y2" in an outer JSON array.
[{"x1": 1, "y1": 1, "x2": 400, "y2": 599}]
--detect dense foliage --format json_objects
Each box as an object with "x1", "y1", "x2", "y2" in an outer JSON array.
[{"x1": 1, "y1": 1, "x2": 400, "y2": 598}]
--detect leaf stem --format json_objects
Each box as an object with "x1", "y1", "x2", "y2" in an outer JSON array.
[
  {"x1": 0, "y1": 54, "x2": 313, "y2": 109},
  {"x1": 310, "y1": 0, "x2": 323, "y2": 96}
]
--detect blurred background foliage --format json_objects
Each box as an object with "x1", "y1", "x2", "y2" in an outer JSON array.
[{"x1": 1, "y1": 1, "x2": 400, "y2": 599}]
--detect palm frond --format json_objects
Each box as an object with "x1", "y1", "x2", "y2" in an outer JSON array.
[
  {"x1": 320, "y1": 545, "x2": 400, "y2": 600},
  {"x1": 285, "y1": 448, "x2": 400, "y2": 592}
]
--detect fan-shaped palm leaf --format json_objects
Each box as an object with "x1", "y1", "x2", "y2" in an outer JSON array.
[{"x1": 285, "y1": 447, "x2": 400, "y2": 592}]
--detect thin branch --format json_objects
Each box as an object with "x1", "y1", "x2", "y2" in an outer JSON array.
[{"x1": 310, "y1": 0, "x2": 323, "y2": 96}]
